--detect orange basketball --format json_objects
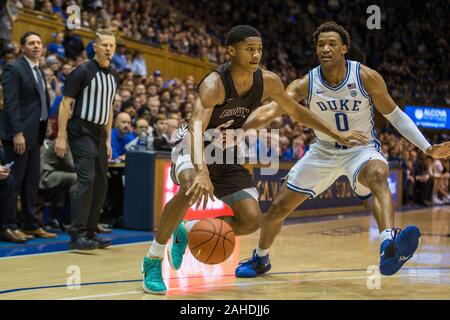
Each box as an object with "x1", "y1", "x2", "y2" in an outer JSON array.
[{"x1": 188, "y1": 218, "x2": 235, "y2": 265}]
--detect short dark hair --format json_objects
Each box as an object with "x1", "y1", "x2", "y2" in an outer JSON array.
[
  {"x1": 313, "y1": 21, "x2": 351, "y2": 48},
  {"x1": 20, "y1": 31, "x2": 41, "y2": 46},
  {"x1": 120, "y1": 99, "x2": 134, "y2": 111},
  {"x1": 226, "y1": 25, "x2": 262, "y2": 47},
  {"x1": 154, "y1": 113, "x2": 167, "y2": 123},
  {"x1": 137, "y1": 106, "x2": 151, "y2": 118}
]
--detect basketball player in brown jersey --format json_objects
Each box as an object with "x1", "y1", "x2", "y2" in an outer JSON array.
[
  {"x1": 140, "y1": 25, "x2": 368, "y2": 294},
  {"x1": 235, "y1": 21, "x2": 450, "y2": 278}
]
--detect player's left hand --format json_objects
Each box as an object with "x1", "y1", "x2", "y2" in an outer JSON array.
[
  {"x1": 336, "y1": 131, "x2": 369, "y2": 147},
  {"x1": 426, "y1": 142, "x2": 450, "y2": 159}
]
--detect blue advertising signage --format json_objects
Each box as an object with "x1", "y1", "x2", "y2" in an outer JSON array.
[{"x1": 404, "y1": 106, "x2": 450, "y2": 129}]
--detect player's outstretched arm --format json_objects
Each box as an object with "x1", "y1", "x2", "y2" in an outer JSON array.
[
  {"x1": 186, "y1": 72, "x2": 224, "y2": 209},
  {"x1": 242, "y1": 101, "x2": 283, "y2": 130},
  {"x1": 242, "y1": 77, "x2": 306, "y2": 130},
  {"x1": 361, "y1": 65, "x2": 450, "y2": 159},
  {"x1": 265, "y1": 71, "x2": 368, "y2": 147}
]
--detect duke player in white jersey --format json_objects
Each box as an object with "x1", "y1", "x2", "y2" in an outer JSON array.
[{"x1": 235, "y1": 21, "x2": 450, "y2": 277}]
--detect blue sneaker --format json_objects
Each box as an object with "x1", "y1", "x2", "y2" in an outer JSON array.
[
  {"x1": 141, "y1": 256, "x2": 167, "y2": 294},
  {"x1": 167, "y1": 220, "x2": 188, "y2": 270},
  {"x1": 235, "y1": 250, "x2": 271, "y2": 278},
  {"x1": 379, "y1": 225, "x2": 421, "y2": 276}
]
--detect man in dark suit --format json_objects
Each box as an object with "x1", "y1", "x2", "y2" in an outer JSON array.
[
  {"x1": 0, "y1": 164, "x2": 29, "y2": 242},
  {"x1": 0, "y1": 31, "x2": 56, "y2": 239}
]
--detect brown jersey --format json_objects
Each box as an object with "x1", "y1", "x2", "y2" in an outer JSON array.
[
  {"x1": 173, "y1": 61, "x2": 263, "y2": 146},
  {"x1": 202, "y1": 61, "x2": 264, "y2": 130},
  {"x1": 171, "y1": 62, "x2": 263, "y2": 198}
]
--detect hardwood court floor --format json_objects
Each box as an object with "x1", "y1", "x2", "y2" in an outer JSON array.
[{"x1": 0, "y1": 206, "x2": 449, "y2": 300}]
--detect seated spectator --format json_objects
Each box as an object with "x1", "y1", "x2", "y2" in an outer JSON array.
[
  {"x1": 120, "y1": 99, "x2": 137, "y2": 119},
  {"x1": 113, "y1": 93, "x2": 122, "y2": 116},
  {"x1": 279, "y1": 136, "x2": 293, "y2": 160},
  {"x1": 52, "y1": 0, "x2": 66, "y2": 19},
  {"x1": 111, "y1": 43, "x2": 127, "y2": 72},
  {"x1": 42, "y1": 66, "x2": 62, "y2": 105},
  {"x1": 142, "y1": 27, "x2": 160, "y2": 47},
  {"x1": 111, "y1": 112, "x2": 135, "y2": 161},
  {"x1": 148, "y1": 98, "x2": 160, "y2": 117},
  {"x1": 291, "y1": 135, "x2": 306, "y2": 160},
  {"x1": 46, "y1": 54, "x2": 62, "y2": 74},
  {"x1": 119, "y1": 88, "x2": 132, "y2": 102},
  {"x1": 0, "y1": 45, "x2": 16, "y2": 76},
  {"x1": 0, "y1": 164, "x2": 29, "y2": 243},
  {"x1": 40, "y1": 120, "x2": 77, "y2": 225},
  {"x1": 41, "y1": 1, "x2": 53, "y2": 15},
  {"x1": 47, "y1": 31, "x2": 65, "y2": 58},
  {"x1": 166, "y1": 117, "x2": 180, "y2": 142},
  {"x1": 135, "y1": 84, "x2": 146, "y2": 96},
  {"x1": 136, "y1": 106, "x2": 152, "y2": 126},
  {"x1": 125, "y1": 118, "x2": 153, "y2": 151},
  {"x1": 57, "y1": 62, "x2": 73, "y2": 83},
  {"x1": 152, "y1": 113, "x2": 171, "y2": 151},
  {"x1": 131, "y1": 51, "x2": 147, "y2": 77}
]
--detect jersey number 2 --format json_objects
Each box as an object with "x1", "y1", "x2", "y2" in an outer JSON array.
[{"x1": 335, "y1": 113, "x2": 349, "y2": 131}]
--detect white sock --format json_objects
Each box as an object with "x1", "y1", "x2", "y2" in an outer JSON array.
[
  {"x1": 256, "y1": 245, "x2": 270, "y2": 257},
  {"x1": 147, "y1": 239, "x2": 166, "y2": 258},
  {"x1": 184, "y1": 220, "x2": 200, "y2": 232},
  {"x1": 380, "y1": 229, "x2": 393, "y2": 243}
]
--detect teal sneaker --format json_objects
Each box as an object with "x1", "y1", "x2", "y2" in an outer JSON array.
[
  {"x1": 167, "y1": 220, "x2": 188, "y2": 270},
  {"x1": 141, "y1": 256, "x2": 167, "y2": 294}
]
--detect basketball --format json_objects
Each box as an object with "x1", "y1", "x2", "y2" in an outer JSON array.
[{"x1": 188, "y1": 218, "x2": 235, "y2": 265}]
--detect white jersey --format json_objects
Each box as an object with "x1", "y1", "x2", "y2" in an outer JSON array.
[{"x1": 307, "y1": 60, "x2": 381, "y2": 151}]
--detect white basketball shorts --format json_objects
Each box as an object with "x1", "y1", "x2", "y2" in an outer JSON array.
[{"x1": 286, "y1": 140, "x2": 388, "y2": 199}]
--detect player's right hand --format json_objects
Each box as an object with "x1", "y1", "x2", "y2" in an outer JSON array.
[
  {"x1": 54, "y1": 136, "x2": 67, "y2": 158},
  {"x1": 185, "y1": 171, "x2": 215, "y2": 210},
  {"x1": 336, "y1": 131, "x2": 369, "y2": 147}
]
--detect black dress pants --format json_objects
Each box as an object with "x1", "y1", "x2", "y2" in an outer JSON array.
[
  {"x1": 2, "y1": 138, "x2": 41, "y2": 230},
  {"x1": 0, "y1": 175, "x2": 17, "y2": 230},
  {"x1": 68, "y1": 119, "x2": 108, "y2": 235}
]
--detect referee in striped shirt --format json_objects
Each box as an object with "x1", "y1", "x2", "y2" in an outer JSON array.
[{"x1": 55, "y1": 30, "x2": 118, "y2": 250}]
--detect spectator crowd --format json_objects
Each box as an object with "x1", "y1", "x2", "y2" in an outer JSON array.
[{"x1": 0, "y1": 0, "x2": 448, "y2": 244}]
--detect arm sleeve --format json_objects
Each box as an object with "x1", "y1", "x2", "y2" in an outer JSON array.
[
  {"x1": 383, "y1": 106, "x2": 431, "y2": 153},
  {"x1": 64, "y1": 64, "x2": 87, "y2": 98}
]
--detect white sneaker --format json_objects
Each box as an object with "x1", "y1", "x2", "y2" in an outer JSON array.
[
  {"x1": 432, "y1": 196, "x2": 445, "y2": 205},
  {"x1": 444, "y1": 194, "x2": 450, "y2": 203}
]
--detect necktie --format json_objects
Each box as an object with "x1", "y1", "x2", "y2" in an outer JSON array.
[{"x1": 33, "y1": 66, "x2": 48, "y2": 121}]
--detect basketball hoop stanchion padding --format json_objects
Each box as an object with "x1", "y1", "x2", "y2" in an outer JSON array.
[{"x1": 123, "y1": 151, "x2": 156, "y2": 230}]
